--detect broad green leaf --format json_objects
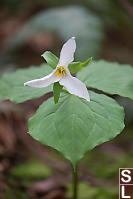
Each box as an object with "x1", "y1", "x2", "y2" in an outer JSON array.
[
  {"x1": 42, "y1": 51, "x2": 58, "y2": 69},
  {"x1": 77, "y1": 60, "x2": 133, "y2": 100},
  {"x1": 42, "y1": 51, "x2": 92, "y2": 73},
  {"x1": 0, "y1": 64, "x2": 53, "y2": 103},
  {"x1": 53, "y1": 82, "x2": 63, "y2": 104},
  {"x1": 4, "y1": 6, "x2": 104, "y2": 60},
  {"x1": 28, "y1": 91, "x2": 124, "y2": 168}
]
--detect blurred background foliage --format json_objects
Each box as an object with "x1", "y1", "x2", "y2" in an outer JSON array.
[{"x1": 0, "y1": 0, "x2": 133, "y2": 199}]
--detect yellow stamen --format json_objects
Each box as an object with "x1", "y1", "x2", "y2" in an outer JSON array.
[
  {"x1": 55, "y1": 66, "x2": 67, "y2": 77},
  {"x1": 63, "y1": 71, "x2": 66, "y2": 76},
  {"x1": 55, "y1": 71, "x2": 59, "y2": 76},
  {"x1": 58, "y1": 73, "x2": 62, "y2": 78}
]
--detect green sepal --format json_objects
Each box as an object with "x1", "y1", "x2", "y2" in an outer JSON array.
[
  {"x1": 69, "y1": 57, "x2": 92, "y2": 73},
  {"x1": 42, "y1": 51, "x2": 58, "y2": 69},
  {"x1": 53, "y1": 82, "x2": 63, "y2": 104}
]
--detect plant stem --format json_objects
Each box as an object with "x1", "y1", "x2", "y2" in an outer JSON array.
[{"x1": 73, "y1": 165, "x2": 78, "y2": 199}]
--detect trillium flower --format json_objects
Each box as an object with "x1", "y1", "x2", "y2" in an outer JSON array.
[{"x1": 24, "y1": 37, "x2": 90, "y2": 102}]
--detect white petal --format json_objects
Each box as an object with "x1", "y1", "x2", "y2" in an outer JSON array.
[
  {"x1": 24, "y1": 70, "x2": 59, "y2": 88},
  {"x1": 58, "y1": 37, "x2": 76, "y2": 67},
  {"x1": 59, "y1": 71, "x2": 90, "y2": 102}
]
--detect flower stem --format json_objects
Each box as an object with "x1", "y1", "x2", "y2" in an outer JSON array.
[{"x1": 73, "y1": 165, "x2": 78, "y2": 199}]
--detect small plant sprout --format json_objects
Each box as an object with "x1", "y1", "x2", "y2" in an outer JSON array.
[
  {"x1": 24, "y1": 37, "x2": 90, "y2": 102},
  {"x1": 2, "y1": 36, "x2": 133, "y2": 199}
]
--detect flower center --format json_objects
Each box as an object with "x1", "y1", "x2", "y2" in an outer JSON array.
[{"x1": 55, "y1": 66, "x2": 67, "y2": 77}]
